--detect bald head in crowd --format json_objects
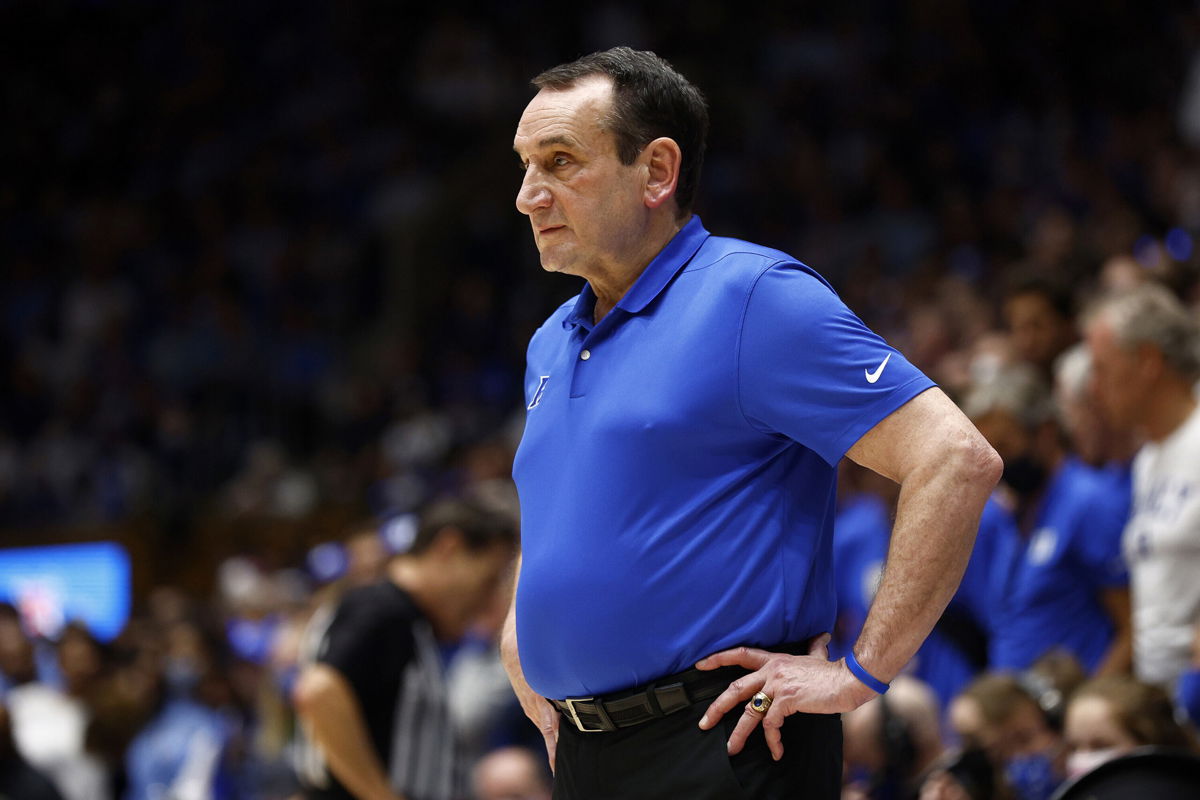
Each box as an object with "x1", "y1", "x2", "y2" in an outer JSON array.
[{"x1": 472, "y1": 747, "x2": 551, "y2": 800}]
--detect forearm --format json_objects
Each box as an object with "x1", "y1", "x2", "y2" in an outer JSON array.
[
  {"x1": 501, "y1": 602, "x2": 528, "y2": 691},
  {"x1": 1095, "y1": 587, "x2": 1133, "y2": 676},
  {"x1": 501, "y1": 572, "x2": 548, "y2": 708},
  {"x1": 499, "y1": 555, "x2": 561, "y2": 768},
  {"x1": 294, "y1": 665, "x2": 402, "y2": 800},
  {"x1": 853, "y1": 443, "x2": 997, "y2": 681},
  {"x1": 1095, "y1": 628, "x2": 1132, "y2": 676},
  {"x1": 500, "y1": 555, "x2": 528, "y2": 691}
]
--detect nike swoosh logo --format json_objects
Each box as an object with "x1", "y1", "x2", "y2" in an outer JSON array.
[{"x1": 865, "y1": 353, "x2": 892, "y2": 384}]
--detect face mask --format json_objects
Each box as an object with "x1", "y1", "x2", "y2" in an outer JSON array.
[
  {"x1": 164, "y1": 657, "x2": 201, "y2": 696},
  {"x1": 1066, "y1": 747, "x2": 1122, "y2": 780},
  {"x1": 1002, "y1": 454, "x2": 1046, "y2": 499},
  {"x1": 1005, "y1": 752, "x2": 1060, "y2": 800}
]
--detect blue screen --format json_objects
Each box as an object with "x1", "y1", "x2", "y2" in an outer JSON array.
[{"x1": 0, "y1": 541, "x2": 131, "y2": 641}]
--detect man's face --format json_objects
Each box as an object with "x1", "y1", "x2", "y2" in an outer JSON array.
[
  {"x1": 949, "y1": 696, "x2": 1054, "y2": 761},
  {"x1": 1085, "y1": 317, "x2": 1148, "y2": 431},
  {"x1": 513, "y1": 75, "x2": 649, "y2": 279},
  {"x1": 1004, "y1": 292, "x2": 1072, "y2": 370},
  {"x1": 1064, "y1": 696, "x2": 1138, "y2": 758},
  {"x1": 1055, "y1": 383, "x2": 1109, "y2": 467}
]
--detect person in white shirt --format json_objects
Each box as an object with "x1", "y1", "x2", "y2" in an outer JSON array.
[{"x1": 1084, "y1": 283, "x2": 1200, "y2": 688}]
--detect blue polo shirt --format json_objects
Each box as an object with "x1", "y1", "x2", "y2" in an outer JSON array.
[
  {"x1": 512, "y1": 217, "x2": 935, "y2": 699},
  {"x1": 988, "y1": 457, "x2": 1130, "y2": 673}
]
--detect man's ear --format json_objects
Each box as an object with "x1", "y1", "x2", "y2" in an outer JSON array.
[
  {"x1": 1137, "y1": 343, "x2": 1164, "y2": 383},
  {"x1": 642, "y1": 137, "x2": 682, "y2": 210}
]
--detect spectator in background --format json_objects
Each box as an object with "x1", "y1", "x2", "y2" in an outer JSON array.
[
  {"x1": 1052, "y1": 344, "x2": 1139, "y2": 478},
  {"x1": 0, "y1": 602, "x2": 37, "y2": 696},
  {"x1": 471, "y1": 746, "x2": 551, "y2": 800},
  {"x1": 1003, "y1": 276, "x2": 1077, "y2": 382},
  {"x1": 1084, "y1": 284, "x2": 1200, "y2": 691},
  {"x1": 964, "y1": 365, "x2": 1131, "y2": 676},
  {"x1": 6, "y1": 622, "x2": 112, "y2": 800},
  {"x1": 1063, "y1": 675, "x2": 1198, "y2": 781},
  {"x1": 948, "y1": 674, "x2": 1063, "y2": 800},
  {"x1": 293, "y1": 499, "x2": 516, "y2": 800},
  {"x1": 123, "y1": 618, "x2": 239, "y2": 800},
  {"x1": 842, "y1": 675, "x2": 945, "y2": 799},
  {"x1": 0, "y1": 703, "x2": 64, "y2": 800}
]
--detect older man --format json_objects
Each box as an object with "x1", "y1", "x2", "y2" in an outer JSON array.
[
  {"x1": 1085, "y1": 283, "x2": 1200, "y2": 690},
  {"x1": 503, "y1": 47, "x2": 1001, "y2": 799}
]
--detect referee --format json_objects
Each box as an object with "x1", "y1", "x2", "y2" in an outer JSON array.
[{"x1": 503, "y1": 48, "x2": 1001, "y2": 799}]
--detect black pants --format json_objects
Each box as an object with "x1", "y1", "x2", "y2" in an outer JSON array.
[{"x1": 552, "y1": 698, "x2": 842, "y2": 799}]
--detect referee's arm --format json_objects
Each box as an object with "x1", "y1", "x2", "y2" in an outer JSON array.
[{"x1": 294, "y1": 664, "x2": 406, "y2": 800}]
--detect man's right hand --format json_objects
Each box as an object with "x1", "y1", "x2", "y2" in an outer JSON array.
[
  {"x1": 500, "y1": 568, "x2": 559, "y2": 772},
  {"x1": 514, "y1": 677, "x2": 560, "y2": 772}
]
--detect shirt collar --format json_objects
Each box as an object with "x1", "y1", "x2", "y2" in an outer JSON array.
[
  {"x1": 618, "y1": 215, "x2": 709, "y2": 313},
  {"x1": 562, "y1": 216, "x2": 710, "y2": 330}
]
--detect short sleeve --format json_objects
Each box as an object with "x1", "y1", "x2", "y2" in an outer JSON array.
[
  {"x1": 1073, "y1": 484, "x2": 1130, "y2": 588},
  {"x1": 738, "y1": 262, "x2": 935, "y2": 465},
  {"x1": 318, "y1": 587, "x2": 415, "y2": 695}
]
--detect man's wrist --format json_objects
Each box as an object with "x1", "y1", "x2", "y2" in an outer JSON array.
[{"x1": 843, "y1": 652, "x2": 891, "y2": 695}]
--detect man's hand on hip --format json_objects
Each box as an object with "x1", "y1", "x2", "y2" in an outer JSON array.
[
  {"x1": 694, "y1": 634, "x2": 876, "y2": 760},
  {"x1": 514, "y1": 679, "x2": 560, "y2": 772}
]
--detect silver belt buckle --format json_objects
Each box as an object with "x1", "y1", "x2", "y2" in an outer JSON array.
[{"x1": 563, "y1": 697, "x2": 606, "y2": 733}]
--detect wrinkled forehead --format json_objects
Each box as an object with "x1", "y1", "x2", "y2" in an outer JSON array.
[{"x1": 513, "y1": 75, "x2": 615, "y2": 151}]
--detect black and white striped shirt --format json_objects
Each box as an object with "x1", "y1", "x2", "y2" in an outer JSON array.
[{"x1": 296, "y1": 582, "x2": 462, "y2": 800}]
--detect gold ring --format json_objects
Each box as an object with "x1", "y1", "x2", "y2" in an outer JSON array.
[{"x1": 749, "y1": 691, "x2": 772, "y2": 714}]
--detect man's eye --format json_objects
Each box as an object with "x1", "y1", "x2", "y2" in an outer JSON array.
[{"x1": 553, "y1": 155, "x2": 569, "y2": 167}]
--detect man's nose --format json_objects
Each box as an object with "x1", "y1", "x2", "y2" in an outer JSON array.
[{"x1": 516, "y1": 169, "x2": 551, "y2": 216}]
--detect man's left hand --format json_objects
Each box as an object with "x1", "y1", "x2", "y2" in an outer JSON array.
[{"x1": 694, "y1": 634, "x2": 877, "y2": 760}]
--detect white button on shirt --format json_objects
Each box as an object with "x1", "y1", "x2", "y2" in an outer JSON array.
[{"x1": 580, "y1": 349, "x2": 591, "y2": 360}]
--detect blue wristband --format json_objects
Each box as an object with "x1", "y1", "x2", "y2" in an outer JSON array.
[{"x1": 845, "y1": 652, "x2": 890, "y2": 694}]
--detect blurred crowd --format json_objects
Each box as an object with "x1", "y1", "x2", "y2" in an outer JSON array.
[
  {"x1": 2, "y1": 0, "x2": 1197, "y2": 531},
  {"x1": 4, "y1": 0, "x2": 1200, "y2": 798}
]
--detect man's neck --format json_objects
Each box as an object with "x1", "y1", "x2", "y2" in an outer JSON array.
[
  {"x1": 590, "y1": 213, "x2": 689, "y2": 324},
  {"x1": 1143, "y1": 379, "x2": 1198, "y2": 443},
  {"x1": 388, "y1": 558, "x2": 443, "y2": 636}
]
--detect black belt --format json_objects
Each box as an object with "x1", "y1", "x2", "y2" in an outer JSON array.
[
  {"x1": 551, "y1": 638, "x2": 814, "y2": 733},
  {"x1": 552, "y1": 664, "x2": 744, "y2": 733}
]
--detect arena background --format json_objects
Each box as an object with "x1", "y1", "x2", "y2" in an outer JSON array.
[{"x1": 0, "y1": 2, "x2": 1198, "y2": 793}]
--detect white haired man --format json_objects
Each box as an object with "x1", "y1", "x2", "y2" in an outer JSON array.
[{"x1": 1084, "y1": 283, "x2": 1200, "y2": 690}]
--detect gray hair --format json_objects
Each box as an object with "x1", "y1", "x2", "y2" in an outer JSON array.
[
  {"x1": 962, "y1": 363, "x2": 1055, "y2": 429},
  {"x1": 1087, "y1": 283, "x2": 1200, "y2": 381}
]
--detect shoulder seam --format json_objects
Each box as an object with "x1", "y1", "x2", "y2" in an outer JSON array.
[{"x1": 734, "y1": 258, "x2": 793, "y2": 434}]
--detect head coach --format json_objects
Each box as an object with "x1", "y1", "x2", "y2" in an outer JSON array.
[{"x1": 501, "y1": 47, "x2": 1002, "y2": 799}]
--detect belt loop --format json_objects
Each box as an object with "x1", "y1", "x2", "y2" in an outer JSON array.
[
  {"x1": 653, "y1": 682, "x2": 690, "y2": 715},
  {"x1": 589, "y1": 697, "x2": 617, "y2": 732},
  {"x1": 645, "y1": 682, "x2": 664, "y2": 717}
]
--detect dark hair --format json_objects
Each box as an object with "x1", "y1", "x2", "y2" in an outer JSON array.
[
  {"x1": 409, "y1": 498, "x2": 517, "y2": 555},
  {"x1": 1003, "y1": 272, "x2": 1075, "y2": 320},
  {"x1": 533, "y1": 47, "x2": 709, "y2": 217},
  {"x1": 1071, "y1": 676, "x2": 1199, "y2": 752}
]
